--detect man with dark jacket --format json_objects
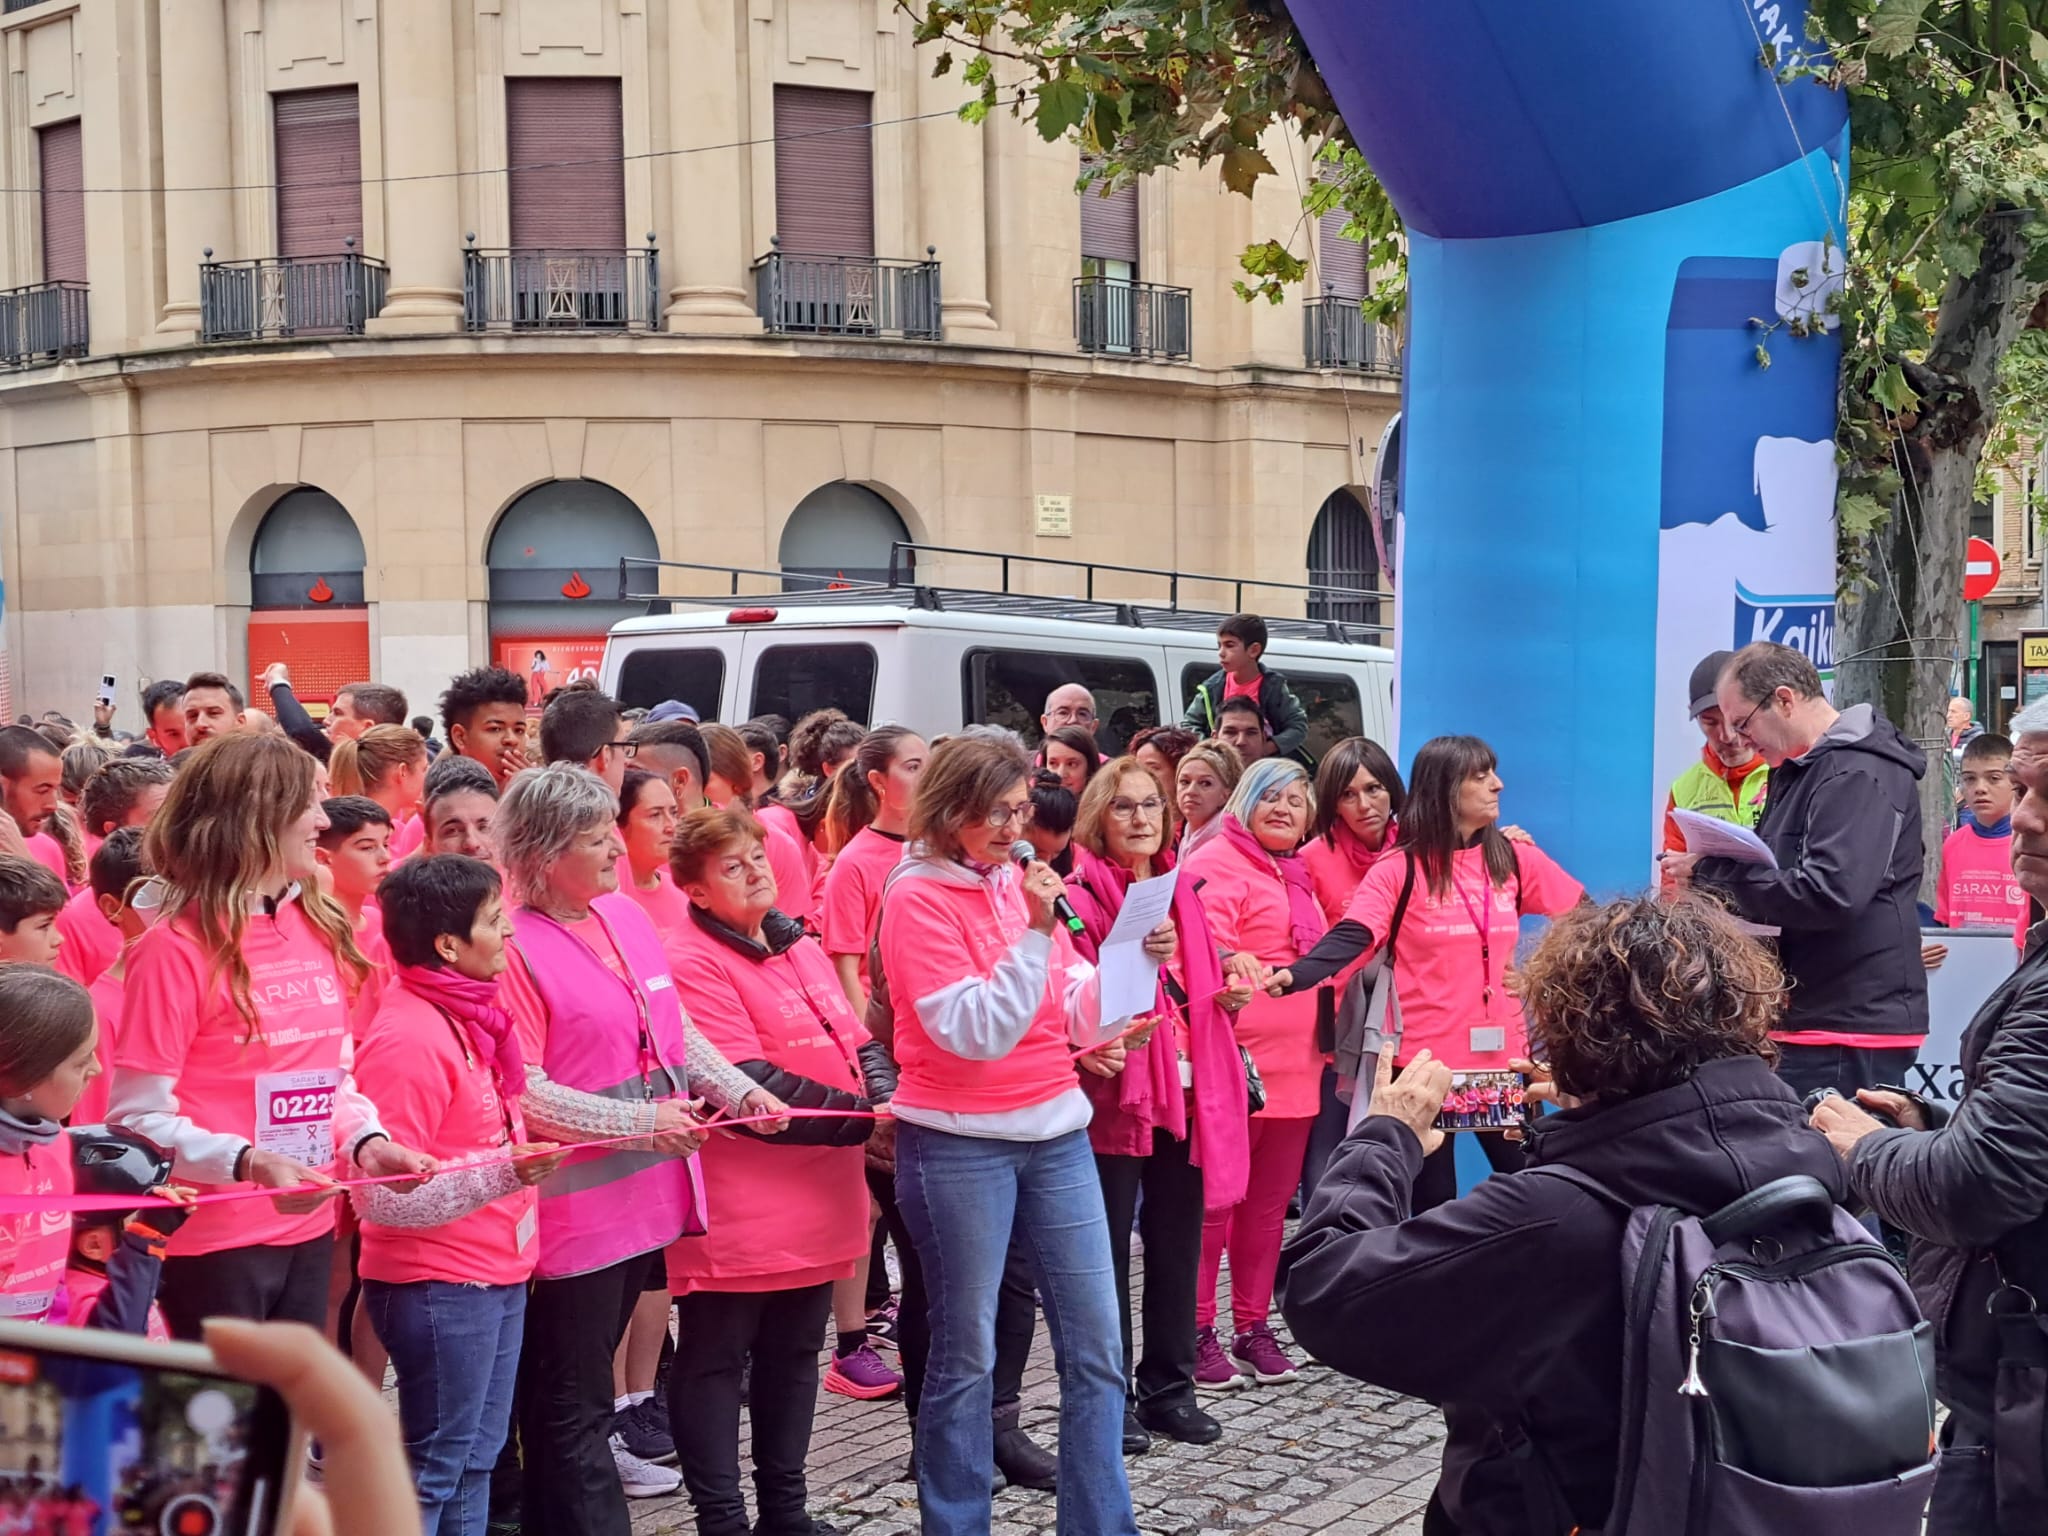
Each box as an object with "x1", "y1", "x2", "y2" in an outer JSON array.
[
  {"x1": 1810, "y1": 695, "x2": 2048, "y2": 1534},
  {"x1": 1666, "y1": 640, "x2": 1928, "y2": 1100}
]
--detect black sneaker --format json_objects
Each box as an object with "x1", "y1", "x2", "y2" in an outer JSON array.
[
  {"x1": 611, "y1": 1403, "x2": 675, "y2": 1466},
  {"x1": 1137, "y1": 1400, "x2": 1222, "y2": 1445},
  {"x1": 1121, "y1": 1406, "x2": 1152, "y2": 1456}
]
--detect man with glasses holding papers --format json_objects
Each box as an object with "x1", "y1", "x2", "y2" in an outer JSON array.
[{"x1": 1664, "y1": 641, "x2": 1930, "y2": 1100}]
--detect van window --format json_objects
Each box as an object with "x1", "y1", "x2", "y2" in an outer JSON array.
[
  {"x1": 1179, "y1": 663, "x2": 1361, "y2": 763},
  {"x1": 617, "y1": 647, "x2": 726, "y2": 720},
  {"x1": 751, "y1": 644, "x2": 877, "y2": 724},
  {"x1": 964, "y1": 650, "x2": 1158, "y2": 753}
]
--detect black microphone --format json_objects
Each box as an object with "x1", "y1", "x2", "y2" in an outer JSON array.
[{"x1": 1010, "y1": 839, "x2": 1086, "y2": 934}]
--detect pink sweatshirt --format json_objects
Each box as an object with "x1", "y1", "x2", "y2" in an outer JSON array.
[
  {"x1": 0, "y1": 1138, "x2": 71, "y2": 1322},
  {"x1": 662, "y1": 915, "x2": 870, "y2": 1292},
  {"x1": 1936, "y1": 821, "x2": 2027, "y2": 932}
]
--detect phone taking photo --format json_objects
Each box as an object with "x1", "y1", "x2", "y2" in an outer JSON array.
[
  {"x1": 96, "y1": 675, "x2": 117, "y2": 710},
  {"x1": 0, "y1": 1320, "x2": 298, "y2": 1536},
  {"x1": 1432, "y1": 1069, "x2": 1533, "y2": 1132}
]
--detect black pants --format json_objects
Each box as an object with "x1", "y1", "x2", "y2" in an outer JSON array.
[
  {"x1": 878, "y1": 1165, "x2": 1035, "y2": 1425},
  {"x1": 1096, "y1": 1129, "x2": 1204, "y2": 1412},
  {"x1": 158, "y1": 1233, "x2": 335, "y2": 1341},
  {"x1": 670, "y1": 1283, "x2": 833, "y2": 1536},
  {"x1": 1298, "y1": 1063, "x2": 1350, "y2": 1208},
  {"x1": 864, "y1": 1205, "x2": 892, "y2": 1312},
  {"x1": 519, "y1": 1252, "x2": 656, "y2": 1536},
  {"x1": 1413, "y1": 1131, "x2": 1524, "y2": 1214},
  {"x1": 1775, "y1": 1043, "x2": 1919, "y2": 1102}
]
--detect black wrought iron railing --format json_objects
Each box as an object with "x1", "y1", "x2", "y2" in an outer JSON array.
[
  {"x1": 1303, "y1": 297, "x2": 1400, "y2": 376},
  {"x1": 0, "y1": 281, "x2": 87, "y2": 367},
  {"x1": 1, "y1": 1, "x2": 51, "y2": 12},
  {"x1": 752, "y1": 242, "x2": 942, "y2": 340},
  {"x1": 1073, "y1": 276, "x2": 1191, "y2": 360},
  {"x1": 463, "y1": 237, "x2": 661, "y2": 332},
  {"x1": 199, "y1": 242, "x2": 387, "y2": 342}
]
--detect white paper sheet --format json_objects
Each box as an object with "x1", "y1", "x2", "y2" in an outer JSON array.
[
  {"x1": 1671, "y1": 809, "x2": 1779, "y2": 869},
  {"x1": 1096, "y1": 868, "x2": 1180, "y2": 1023}
]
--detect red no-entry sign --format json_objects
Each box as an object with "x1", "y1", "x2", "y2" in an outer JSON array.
[{"x1": 1965, "y1": 537, "x2": 2002, "y2": 602}]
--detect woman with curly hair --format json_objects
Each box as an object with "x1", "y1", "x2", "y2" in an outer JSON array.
[{"x1": 1282, "y1": 894, "x2": 1841, "y2": 1536}]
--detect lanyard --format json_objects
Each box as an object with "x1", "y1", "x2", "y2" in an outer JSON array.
[
  {"x1": 765, "y1": 951, "x2": 862, "y2": 1084},
  {"x1": 1451, "y1": 865, "x2": 1496, "y2": 1010}
]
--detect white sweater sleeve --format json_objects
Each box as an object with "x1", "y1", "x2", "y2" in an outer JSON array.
[
  {"x1": 1063, "y1": 958, "x2": 1112, "y2": 1047},
  {"x1": 334, "y1": 1031, "x2": 387, "y2": 1158},
  {"x1": 911, "y1": 928, "x2": 1054, "y2": 1061},
  {"x1": 350, "y1": 1155, "x2": 524, "y2": 1228},
  {"x1": 106, "y1": 1068, "x2": 248, "y2": 1184}
]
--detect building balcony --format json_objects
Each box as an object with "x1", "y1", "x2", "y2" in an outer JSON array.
[
  {"x1": 1074, "y1": 276, "x2": 1190, "y2": 361},
  {"x1": 0, "y1": 280, "x2": 86, "y2": 367},
  {"x1": 1303, "y1": 297, "x2": 1399, "y2": 376},
  {"x1": 752, "y1": 243, "x2": 942, "y2": 341},
  {"x1": 463, "y1": 238, "x2": 661, "y2": 333},
  {"x1": 199, "y1": 243, "x2": 387, "y2": 343}
]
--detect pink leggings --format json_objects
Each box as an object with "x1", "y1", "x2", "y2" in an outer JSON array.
[{"x1": 1196, "y1": 1115, "x2": 1315, "y2": 1334}]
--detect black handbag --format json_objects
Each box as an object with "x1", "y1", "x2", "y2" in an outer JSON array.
[{"x1": 1239, "y1": 1044, "x2": 1266, "y2": 1115}]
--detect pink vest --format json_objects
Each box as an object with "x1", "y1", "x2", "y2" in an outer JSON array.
[
  {"x1": 0, "y1": 1140, "x2": 73, "y2": 1322},
  {"x1": 879, "y1": 864, "x2": 1084, "y2": 1115},
  {"x1": 511, "y1": 894, "x2": 706, "y2": 1280},
  {"x1": 663, "y1": 920, "x2": 870, "y2": 1291}
]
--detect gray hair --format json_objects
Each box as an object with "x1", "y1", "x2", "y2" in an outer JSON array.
[
  {"x1": 494, "y1": 763, "x2": 619, "y2": 908},
  {"x1": 1224, "y1": 756, "x2": 1313, "y2": 827},
  {"x1": 2011, "y1": 698, "x2": 2048, "y2": 737}
]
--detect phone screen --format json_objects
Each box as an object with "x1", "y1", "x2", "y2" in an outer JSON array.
[
  {"x1": 0, "y1": 1336, "x2": 292, "y2": 1536},
  {"x1": 1432, "y1": 1069, "x2": 1532, "y2": 1132}
]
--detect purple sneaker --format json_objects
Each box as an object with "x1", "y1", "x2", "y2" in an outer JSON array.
[
  {"x1": 824, "y1": 1342, "x2": 903, "y2": 1400},
  {"x1": 1230, "y1": 1323, "x2": 1300, "y2": 1384},
  {"x1": 1194, "y1": 1326, "x2": 1244, "y2": 1392}
]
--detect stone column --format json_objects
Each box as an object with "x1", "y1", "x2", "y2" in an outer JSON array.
[
  {"x1": 370, "y1": 0, "x2": 462, "y2": 329},
  {"x1": 156, "y1": 0, "x2": 233, "y2": 335},
  {"x1": 915, "y1": 54, "x2": 998, "y2": 337},
  {"x1": 664, "y1": 0, "x2": 758, "y2": 331}
]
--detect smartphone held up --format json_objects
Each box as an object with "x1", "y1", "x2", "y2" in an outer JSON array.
[
  {"x1": 0, "y1": 1321, "x2": 296, "y2": 1536},
  {"x1": 1432, "y1": 1069, "x2": 1532, "y2": 1132}
]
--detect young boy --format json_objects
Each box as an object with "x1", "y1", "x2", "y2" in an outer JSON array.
[
  {"x1": 1181, "y1": 613, "x2": 1312, "y2": 764},
  {"x1": 63, "y1": 1125, "x2": 191, "y2": 1340},
  {"x1": 0, "y1": 854, "x2": 68, "y2": 966},
  {"x1": 1936, "y1": 734, "x2": 2028, "y2": 934},
  {"x1": 77, "y1": 828, "x2": 149, "y2": 1127}
]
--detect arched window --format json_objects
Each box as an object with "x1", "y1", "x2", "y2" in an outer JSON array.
[
  {"x1": 778, "y1": 483, "x2": 910, "y2": 590},
  {"x1": 487, "y1": 480, "x2": 659, "y2": 700},
  {"x1": 1307, "y1": 488, "x2": 1382, "y2": 628},
  {"x1": 246, "y1": 487, "x2": 370, "y2": 713}
]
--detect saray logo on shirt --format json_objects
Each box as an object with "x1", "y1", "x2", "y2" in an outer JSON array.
[
  {"x1": 253, "y1": 972, "x2": 343, "y2": 1011},
  {"x1": 1734, "y1": 584, "x2": 1835, "y2": 678}
]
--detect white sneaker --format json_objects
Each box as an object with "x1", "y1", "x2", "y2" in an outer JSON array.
[{"x1": 610, "y1": 1433, "x2": 682, "y2": 1498}]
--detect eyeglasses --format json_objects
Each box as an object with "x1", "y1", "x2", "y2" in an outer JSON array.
[
  {"x1": 1047, "y1": 707, "x2": 1097, "y2": 726},
  {"x1": 984, "y1": 802, "x2": 1037, "y2": 830},
  {"x1": 1108, "y1": 796, "x2": 1166, "y2": 820},
  {"x1": 600, "y1": 741, "x2": 639, "y2": 760},
  {"x1": 1731, "y1": 696, "x2": 1769, "y2": 741}
]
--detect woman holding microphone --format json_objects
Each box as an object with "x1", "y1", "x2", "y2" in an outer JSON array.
[
  {"x1": 877, "y1": 731, "x2": 1138, "y2": 1536},
  {"x1": 491, "y1": 764, "x2": 785, "y2": 1536}
]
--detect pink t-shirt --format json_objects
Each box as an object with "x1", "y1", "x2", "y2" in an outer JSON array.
[
  {"x1": 1937, "y1": 823, "x2": 2027, "y2": 931},
  {"x1": 351, "y1": 905, "x2": 393, "y2": 1040},
  {"x1": 1343, "y1": 843, "x2": 1583, "y2": 1070},
  {"x1": 76, "y1": 969, "x2": 126, "y2": 1128},
  {"x1": 117, "y1": 905, "x2": 355, "y2": 1255},
  {"x1": 762, "y1": 820, "x2": 816, "y2": 928},
  {"x1": 1222, "y1": 671, "x2": 1262, "y2": 705},
  {"x1": 622, "y1": 870, "x2": 694, "y2": 938},
  {"x1": 819, "y1": 827, "x2": 905, "y2": 980},
  {"x1": 0, "y1": 1137, "x2": 71, "y2": 1322},
  {"x1": 25, "y1": 832, "x2": 72, "y2": 892},
  {"x1": 389, "y1": 814, "x2": 426, "y2": 862},
  {"x1": 353, "y1": 984, "x2": 537, "y2": 1287},
  {"x1": 54, "y1": 886, "x2": 119, "y2": 988}
]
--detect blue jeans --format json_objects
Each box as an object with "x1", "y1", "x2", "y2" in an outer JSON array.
[
  {"x1": 365, "y1": 1278, "x2": 527, "y2": 1536},
  {"x1": 896, "y1": 1124, "x2": 1136, "y2": 1536}
]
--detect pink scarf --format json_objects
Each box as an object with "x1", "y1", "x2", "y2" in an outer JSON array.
[
  {"x1": 398, "y1": 964, "x2": 526, "y2": 1099},
  {"x1": 1218, "y1": 814, "x2": 1325, "y2": 957},
  {"x1": 1330, "y1": 815, "x2": 1398, "y2": 876}
]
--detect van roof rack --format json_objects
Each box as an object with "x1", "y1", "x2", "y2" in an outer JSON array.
[{"x1": 615, "y1": 541, "x2": 1390, "y2": 647}]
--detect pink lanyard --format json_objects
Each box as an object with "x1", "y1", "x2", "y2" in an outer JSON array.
[{"x1": 1451, "y1": 867, "x2": 1496, "y2": 1009}]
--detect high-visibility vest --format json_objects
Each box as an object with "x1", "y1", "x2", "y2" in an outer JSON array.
[{"x1": 1669, "y1": 757, "x2": 1768, "y2": 829}]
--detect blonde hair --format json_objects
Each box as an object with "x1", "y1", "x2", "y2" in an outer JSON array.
[
  {"x1": 328, "y1": 725, "x2": 428, "y2": 801},
  {"x1": 144, "y1": 733, "x2": 367, "y2": 1035},
  {"x1": 1073, "y1": 756, "x2": 1169, "y2": 860}
]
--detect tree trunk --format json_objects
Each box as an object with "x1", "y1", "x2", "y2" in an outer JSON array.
[{"x1": 1836, "y1": 210, "x2": 2040, "y2": 901}]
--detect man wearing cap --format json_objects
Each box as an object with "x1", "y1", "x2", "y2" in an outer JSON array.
[{"x1": 1661, "y1": 648, "x2": 1770, "y2": 862}]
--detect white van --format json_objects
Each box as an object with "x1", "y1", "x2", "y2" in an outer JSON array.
[{"x1": 599, "y1": 597, "x2": 1393, "y2": 760}]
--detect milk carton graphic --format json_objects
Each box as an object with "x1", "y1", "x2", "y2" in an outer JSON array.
[{"x1": 1651, "y1": 249, "x2": 1841, "y2": 866}]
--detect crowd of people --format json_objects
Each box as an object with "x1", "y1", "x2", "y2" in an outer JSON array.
[{"x1": 0, "y1": 619, "x2": 2036, "y2": 1535}]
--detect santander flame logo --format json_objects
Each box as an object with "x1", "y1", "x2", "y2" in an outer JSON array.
[
  {"x1": 561, "y1": 571, "x2": 592, "y2": 600},
  {"x1": 307, "y1": 576, "x2": 334, "y2": 603}
]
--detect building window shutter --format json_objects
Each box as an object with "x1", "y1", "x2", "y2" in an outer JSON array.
[
  {"x1": 1079, "y1": 158, "x2": 1138, "y2": 269},
  {"x1": 274, "y1": 88, "x2": 363, "y2": 257},
  {"x1": 37, "y1": 119, "x2": 83, "y2": 284},
  {"x1": 506, "y1": 77, "x2": 625, "y2": 248},
  {"x1": 773, "y1": 86, "x2": 873, "y2": 258},
  {"x1": 1317, "y1": 170, "x2": 1367, "y2": 301}
]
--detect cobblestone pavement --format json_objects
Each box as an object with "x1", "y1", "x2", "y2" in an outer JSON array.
[{"x1": 628, "y1": 1273, "x2": 1447, "y2": 1536}]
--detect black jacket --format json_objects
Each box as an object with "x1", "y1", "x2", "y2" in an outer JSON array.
[
  {"x1": 1851, "y1": 927, "x2": 2048, "y2": 1422},
  {"x1": 1281, "y1": 1057, "x2": 1844, "y2": 1535},
  {"x1": 1695, "y1": 703, "x2": 1928, "y2": 1039}
]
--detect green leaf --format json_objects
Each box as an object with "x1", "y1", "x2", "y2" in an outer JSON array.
[
  {"x1": 2031, "y1": 32, "x2": 2048, "y2": 73},
  {"x1": 1837, "y1": 491, "x2": 1892, "y2": 536},
  {"x1": 1868, "y1": 0, "x2": 1930, "y2": 57},
  {"x1": 1033, "y1": 75, "x2": 1088, "y2": 140},
  {"x1": 1872, "y1": 363, "x2": 1919, "y2": 412},
  {"x1": 1754, "y1": 344, "x2": 1773, "y2": 371}
]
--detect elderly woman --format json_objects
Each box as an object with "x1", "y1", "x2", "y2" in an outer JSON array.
[
  {"x1": 876, "y1": 731, "x2": 1139, "y2": 1535},
  {"x1": 1066, "y1": 757, "x2": 1252, "y2": 1452},
  {"x1": 663, "y1": 807, "x2": 879, "y2": 1536},
  {"x1": 1283, "y1": 896, "x2": 1849, "y2": 1536},
  {"x1": 490, "y1": 764, "x2": 785, "y2": 1536}
]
